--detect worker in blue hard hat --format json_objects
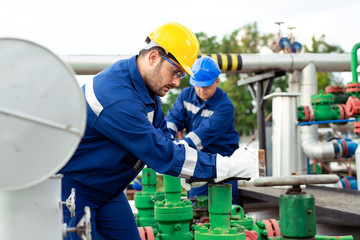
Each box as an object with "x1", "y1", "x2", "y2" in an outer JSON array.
[
  {"x1": 59, "y1": 23, "x2": 257, "y2": 240},
  {"x1": 166, "y1": 56, "x2": 240, "y2": 204}
]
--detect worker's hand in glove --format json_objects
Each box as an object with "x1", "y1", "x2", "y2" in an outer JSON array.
[
  {"x1": 215, "y1": 145, "x2": 258, "y2": 183},
  {"x1": 180, "y1": 178, "x2": 208, "y2": 191}
]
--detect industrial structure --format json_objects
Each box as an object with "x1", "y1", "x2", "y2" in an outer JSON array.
[{"x1": 1, "y1": 37, "x2": 359, "y2": 239}]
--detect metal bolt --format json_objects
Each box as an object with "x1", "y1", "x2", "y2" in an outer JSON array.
[
  {"x1": 306, "y1": 208, "x2": 313, "y2": 215},
  {"x1": 257, "y1": 221, "x2": 265, "y2": 228},
  {"x1": 213, "y1": 228, "x2": 222, "y2": 234},
  {"x1": 173, "y1": 224, "x2": 181, "y2": 231},
  {"x1": 229, "y1": 227, "x2": 238, "y2": 234}
]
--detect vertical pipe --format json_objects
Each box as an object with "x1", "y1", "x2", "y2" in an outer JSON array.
[
  {"x1": 163, "y1": 175, "x2": 181, "y2": 204},
  {"x1": 142, "y1": 168, "x2": 157, "y2": 193},
  {"x1": 208, "y1": 184, "x2": 232, "y2": 230},
  {"x1": 267, "y1": 93, "x2": 300, "y2": 177},
  {"x1": 300, "y1": 63, "x2": 336, "y2": 161},
  {"x1": 355, "y1": 145, "x2": 360, "y2": 191},
  {"x1": 351, "y1": 43, "x2": 360, "y2": 83},
  {"x1": 289, "y1": 71, "x2": 307, "y2": 175}
]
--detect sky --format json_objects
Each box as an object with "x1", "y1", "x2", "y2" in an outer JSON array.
[{"x1": 1, "y1": 0, "x2": 359, "y2": 83}]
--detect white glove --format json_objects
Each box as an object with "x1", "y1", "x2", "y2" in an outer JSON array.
[
  {"x1": 215, "y1": 145, "x2": 259, "y2": 183},
  {"x1": 180, "y1": 178, "x2": 208, "y2": 191}
]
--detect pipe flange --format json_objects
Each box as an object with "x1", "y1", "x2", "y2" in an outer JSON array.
[
  {"x1": 346, "y1": 82, "x2": 360, "y2": 93},
  {"x1": 325, "y1": 86, "x2": 345, "y2": 93},
  {"x1": 345, "y1": 96, "x2": 360, "y2": 117},
  {"x1": 245, "y1": 230, "x2": 259, "y2": 240},
  {"x1": 353, "y1": 122, "x2": 360, "y2": 134}
]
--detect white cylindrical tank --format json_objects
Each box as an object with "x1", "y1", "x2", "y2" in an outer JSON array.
[
  {"x1": 264, "y1": 92, "x2": 301, "y2": 177},
  {"x1": 0, "y1": 175, "x2": 63, "y2": 239},
  {"x1": 0, "y1": 38, "x2": 86, "y2": 239}
]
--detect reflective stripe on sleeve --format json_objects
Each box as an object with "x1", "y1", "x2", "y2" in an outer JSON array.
[
  {"x1": 85, "y1": 79, "x2": 104, "y2": 116},
  {"x1": 167, "y1": 122, "x2": 178, "y2": 133},
  {"x1": 175, "y1": 140, "x2": 198, "y2": 178},
  {"x1": 201, "y1": 109, "x2": 214, "y2": 117},
  {"x1": 183, "y1": 101, "x2": 200, "y2": 114},
  {"x1": 186, "y1": 132, "x2": 203, "y2": 150},
  {"x1": 147, "y1": 111, "x2": 154, "y2": 123}
]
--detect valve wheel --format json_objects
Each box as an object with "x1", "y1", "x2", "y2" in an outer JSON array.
[
  {"x1": 345, "y1": 96, "x2": 360, "y2": 117},
  {"x1": 269, "y1": 219, "x2": 281, "y2": 236},
  {"x1": 144, "y1": 226, "x2": 155, "y2": 240},
  {"x1": 262, "y1": 220, "x2": 275, "y2": 237},
  {"x1": 138, "y1": 227, "x2": 145, "y2": 240},
  {"x1": 262, "y1": 219, "x2": 281, "y2": 237},
  {"x1": 245, "y1": 230, "x2": 258, "y2": 240},
  {"x1": 138, "y1": 226, "x2": 155, "y2": 240}
]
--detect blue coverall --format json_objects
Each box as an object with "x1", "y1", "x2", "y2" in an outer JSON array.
[
  {"x1": 166, "y1": 87, "x2": 239, "y2": 203},
  {"x1": 60, "y1": 56, "x2": 218, "y2": 240}
]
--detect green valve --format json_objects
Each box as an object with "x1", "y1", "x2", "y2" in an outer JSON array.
[
  {"x1": 311, "y1": 91, "x2": 334, "y2": 105},
  {"x1": 154, "y1": 175, "x2": 193, "y2": 240},
  {"x1": 194, "y1": 184, "x2": 245, "y2": 240},
  {"x1": 298, "y1": 90, "x2": 344, "y2": 121},
  {"x1": 230, "y1": 205, "x2": 260, "y2": 235},
  {"x1": 279, "y1": 193, "x2": 316, "y2": 238},
  {"x1": 135, "y1": 168, "x2": 164, "y2": 234}
]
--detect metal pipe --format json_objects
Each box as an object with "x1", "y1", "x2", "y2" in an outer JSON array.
[
  {"x1": 253, "y1": 174, "x2": 340, "y2": 187},
  {"x1": 355, "y1": 145, "x2": 360, "y2": 191},
  {"x1": 264, "y1": 92, "x2": 301, "y2": 177},
  {"x1": 60, "y1": 53, "x2": 360, "y2": 75},
  {"x1": 351, "y1": 43, "x2": 360, "y2": 83},
  {"x1": 300, "y1": 63, "x2": 336, "y2": 160}
]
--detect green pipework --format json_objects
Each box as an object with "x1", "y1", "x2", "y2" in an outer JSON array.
[
  {"x1": 279, "y1": 193, "x2": 316, "y2": 238},
  {"x1": 315, "y1": 235, "x2": 354, "y2": 240},
  {"x1": 194, "y1": 184, "x2": 246, "y2": 240},
  {"x1": 351, "y1": 43, "x2": 360, "y2": 83},
  {"x1": 298, "y1": 91, "x2": 343, "y2": 121},
  {"x1": 230, "y1": 205, "x2": 261, "y2": 239},
  {"x1": 154, "y1": 175, "x2": 193, "y2": 240},
  {"x1": 311, "y1": 90, "x2": 334, "y2": 105},
  {"x1": 135, "y1": 168, "x2": 164, "y2": 234}
]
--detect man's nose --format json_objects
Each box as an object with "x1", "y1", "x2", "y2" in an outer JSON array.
[{"x1": 172, "y1": 77, "x2": 180, "y2": 87}]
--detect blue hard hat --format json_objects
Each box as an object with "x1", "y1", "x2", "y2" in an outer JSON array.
[{"x1": 190, "y1": 56, "x2": 221, "y2": 87}]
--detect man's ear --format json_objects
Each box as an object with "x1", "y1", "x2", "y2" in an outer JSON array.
[{"x1": 148, "y1": 50, "x2": 160, "y2": 67}]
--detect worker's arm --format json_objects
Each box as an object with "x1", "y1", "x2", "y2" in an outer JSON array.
[
  {"x1": 94, "y1": 99, "x2": 216, "y2": 180},
  {"x1": 95, "y1": 99, "x2": 257, "y2": 182},
  {"x1": 182, "y1": 102, "x2": 235, "y2": 151},
  {"x1": 166, "y1": 91, "x2": 187, "y2": 138}
]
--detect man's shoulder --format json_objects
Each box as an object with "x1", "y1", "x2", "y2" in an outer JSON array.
[{"x1": 179, "y1": 87, "x2": 196, "y2": 98}]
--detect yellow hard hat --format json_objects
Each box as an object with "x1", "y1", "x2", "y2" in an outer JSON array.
[{"x1": 148, "y1": 22, "x2": 199, "y2": 78}]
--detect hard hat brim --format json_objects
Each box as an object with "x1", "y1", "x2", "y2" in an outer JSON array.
[{"x1": 190, "y1": 77, "x2": 217, "y2": 87}]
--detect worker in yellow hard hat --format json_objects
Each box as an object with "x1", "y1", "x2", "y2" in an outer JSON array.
[{"x1": 60, "y1": 22, "x2": 258, "y2": 240}]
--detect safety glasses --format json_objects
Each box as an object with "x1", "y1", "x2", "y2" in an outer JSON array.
[{"x1": 160, "y1": 54, "x2": 186, "y2": 79}]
